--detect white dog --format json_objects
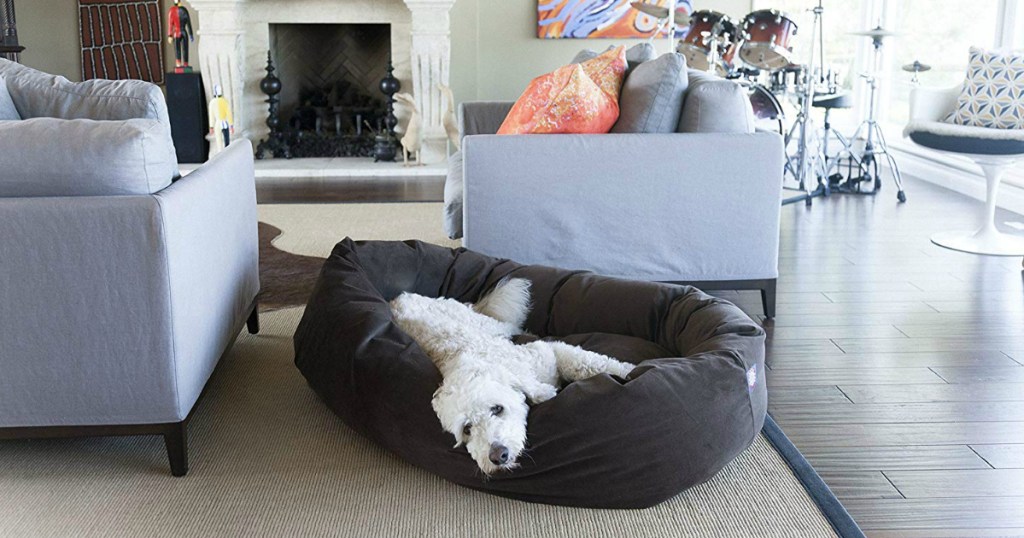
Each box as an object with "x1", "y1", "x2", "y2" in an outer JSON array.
[{"x1": 389, "y1": 278, "x2": 634, "y2": 475}]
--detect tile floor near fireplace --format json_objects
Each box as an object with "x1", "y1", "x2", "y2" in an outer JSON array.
[{"x1": 178, "y1": 157, "x2": 446, "y2": 204}]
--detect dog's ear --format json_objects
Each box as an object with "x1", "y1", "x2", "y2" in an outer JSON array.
[{"x1": 431, "y1": 384, "x2": 464, "y2": 447}]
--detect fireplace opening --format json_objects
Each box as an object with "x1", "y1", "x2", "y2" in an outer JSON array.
[{"x1": 269, "y1": 23, "x2": 391, "y2": 158}]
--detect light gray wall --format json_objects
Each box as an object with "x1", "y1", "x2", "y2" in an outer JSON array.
[
  {"x1": 16, "y1": 0, "x2": 748, "y2": 103},
  {"x1": 16, "y1": 0, "x2": 81, "y2": 80},
  {"x1": 449, "y1": 0, "x2": 753, "y2": 104},
  {"x1": 16, "y1": 0, "x2": 197, "y2": 82}
]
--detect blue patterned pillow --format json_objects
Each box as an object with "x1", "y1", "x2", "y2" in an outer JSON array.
[{"x1": 947, "y1": 47, "x2": 1024, "y2": 129}]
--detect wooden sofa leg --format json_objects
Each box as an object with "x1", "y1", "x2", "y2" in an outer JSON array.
[
  {"x1": 760, "y1": 280, "x2": 777, "y2": 319},
  {"x1": 164, "y1": 422, "x2": 189, "y2": 477},
  {"x1": 246, "y1": 301, "x2": 260, "y2": 335}
]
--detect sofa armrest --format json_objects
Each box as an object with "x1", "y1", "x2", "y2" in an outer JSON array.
[
  {"x1": 462, "y1": 132, "x2": 783, "y2": 282},
  {"x1": 910, "y1": 85, "x2": 961, "y2": 122},
  {"x1": 0, "y1": 141, "x2": 258, "y2": 426},
  {"x1": 459, "y1": 101, "x2": 515, "y2": 137},
  {"x1": 0, "y1": 193, "x2": 178, "y2": 426},
  {"x1": 154, "y1": 139, "x2": 259, "y2": 418}
]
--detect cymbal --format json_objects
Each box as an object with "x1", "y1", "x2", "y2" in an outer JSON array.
[
  {"x1": 848, "y1": 26, "x2": 900, "y2": 38},
  {"x1": 902, "y1": 60, "x2": 932, "y2": 72},
  {"x1": 630, "y1": 1, "x2": 669, "y2": 19}
]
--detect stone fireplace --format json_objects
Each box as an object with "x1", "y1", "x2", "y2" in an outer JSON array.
[
  {"x1": 269, "y1": 23, "x2": 390, "y2": 158},
  {"x1": 187, "y1": 0, "x2": 454, "y2": 164}
]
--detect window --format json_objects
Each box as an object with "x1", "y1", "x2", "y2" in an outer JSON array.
[
  {"x1": 881, "y1": 0, "x2": 1001, "y2": 125},
  {"x1": 751, "y1": 0, "x2": 1007, "y2": 126},
  {"x1": 746, "y1": 1, "x2": 1021, "y2": 184}
]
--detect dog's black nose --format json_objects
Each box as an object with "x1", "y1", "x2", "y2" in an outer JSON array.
[{"x1": 489, "y1": 443, "x2": 510, "y2": 465}]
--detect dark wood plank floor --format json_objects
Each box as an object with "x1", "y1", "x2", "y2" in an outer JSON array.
[
  {"x1": 720, "y1": 179, "x2": 1024, "y2": 537},
  {"x1": 268, "y1": 172, "x2": 1024, "y2": 536},
  {"x1": 255, "y1": 175, "x2": 444, "y2": 204}
]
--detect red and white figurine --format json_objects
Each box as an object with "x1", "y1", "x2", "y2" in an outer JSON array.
[{"x1": 167, "y1": 0, "x2": 194, "y2": 73}]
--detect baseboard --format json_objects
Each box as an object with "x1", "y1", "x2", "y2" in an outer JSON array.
[{"x1": 889, "y1": 145, "x2": 1024, "y2": 216}]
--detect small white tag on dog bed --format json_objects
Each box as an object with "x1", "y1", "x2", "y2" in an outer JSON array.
[{"x1": 746, "y1": 364, "x2": 758, "y2": 393}]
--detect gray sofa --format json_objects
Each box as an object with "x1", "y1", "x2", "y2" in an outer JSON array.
[
  {"x1": 0, "y1": 60, "x2": 260, "y2": 476},
  {"x1": 445, "y1": 59, "x2": 783, "y2": 316}
]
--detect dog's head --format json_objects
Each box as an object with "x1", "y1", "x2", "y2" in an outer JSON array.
[{"x1": 432, "y1": 372, "x2": 530, "y2": 475}]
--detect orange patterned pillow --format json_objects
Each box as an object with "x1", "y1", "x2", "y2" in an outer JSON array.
[{"x1": 498, "y1": 46, "x2": 627, "y2": 135}]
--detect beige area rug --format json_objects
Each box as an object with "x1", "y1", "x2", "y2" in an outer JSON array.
[
  {"x1": 255, "y1": 203, "x2": 459, "y2": 312},
  {"x1": 0, "y1": 204, "x2": 836, "y2": 537},
  {"x1": 258, "y1": 202, "x2": 460, "y2": 259},
  {"x1": 0, "y1": 308, "x2": 834, "y2": 538}
]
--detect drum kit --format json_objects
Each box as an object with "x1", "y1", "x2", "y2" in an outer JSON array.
[{"x1": 632, "y1": 1, "x2": 908, "y2": 206}]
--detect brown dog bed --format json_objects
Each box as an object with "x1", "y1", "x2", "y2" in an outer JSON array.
[{"x1": 293, "y1": 239, "x2": 767, "y2": 508}]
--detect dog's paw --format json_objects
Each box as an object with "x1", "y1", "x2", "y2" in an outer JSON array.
[
  {"x1": 527, "y1": 384, "x2": 559, "y2": 404},
  {"x1": 610, "y1": 361, "x2": 635, "y2": 379}
]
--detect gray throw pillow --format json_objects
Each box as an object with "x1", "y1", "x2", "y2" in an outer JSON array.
[
  {"x1": 571, "y1": 43, "x2": 657, "y2": 76},
  {"x1": 611, "y1": 53, "x2": 688, "y2": 133},
  {"x1": 0, "y1": 118, "x2": 176, "y2": 197},
  {"x1": 0, "y1": 58, "x2": 178, "y2": 173},
  {"x1": 0, "y1": 74, "x2": 19, "y2": 120},
  {"x1": 677, "y1": 69, "x2": 755, "y2": 133}
]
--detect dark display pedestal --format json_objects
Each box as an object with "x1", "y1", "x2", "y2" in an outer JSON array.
[{"x1": 165, "y1": 72, "x2": 209, "y2": 164}]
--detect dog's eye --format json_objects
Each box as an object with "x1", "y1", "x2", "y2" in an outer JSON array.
[
  {"x1": 462, "y1": 424, "x2": 471, "y2": 437},
  {"x1": 491, "y1": 405, "x2": 504, "y2": 416}
]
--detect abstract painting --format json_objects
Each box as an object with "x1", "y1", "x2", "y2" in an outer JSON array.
[
  {"x1": 79, "y1": 0, "x2": 164, "y2": 83},
  {"x1": 538, "y1": 0, "x2": 692, "y2": 39}
]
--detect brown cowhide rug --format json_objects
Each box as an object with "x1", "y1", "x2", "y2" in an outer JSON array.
[{"x1": 258, "y1": 222, "x2": 327, "y2": 312}]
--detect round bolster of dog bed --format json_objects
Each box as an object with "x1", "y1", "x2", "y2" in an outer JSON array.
[{"x1": 293, "y1": 238, "x2": 767, "y2": 509}]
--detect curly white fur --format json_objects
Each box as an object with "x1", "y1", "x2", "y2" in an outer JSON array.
[{"x1": 389, "y1": 278, "x2": 634, "y2": 475}]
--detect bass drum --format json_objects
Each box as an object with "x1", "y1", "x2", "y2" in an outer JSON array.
[
  {"x1": 748, "y1": 84, "x2": 785, "y2": 133},
  {"x1": 677, "y1": 10, "x2": 739, "y2": 75},
  {"x1": 739, "y1": 10, "x2": 798, "y2": 71}
]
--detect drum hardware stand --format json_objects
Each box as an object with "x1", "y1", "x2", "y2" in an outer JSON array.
[
  {"x1": 817, "y1": 99, "x2": 861, "y2": 185},
  {"x1": 701, "y1": 20, "x2": 726, "y2": 74},
  {"x1": 830, "y1": 27, "x2": 907, "y2": 203},
  {"x1": 782, "y1": 0, "x2": 827, "y2": 207},
  {"x1": 629, "y1": 0, "x2": 678, "y2": 51}
]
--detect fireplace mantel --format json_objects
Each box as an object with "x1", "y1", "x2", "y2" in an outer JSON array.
[{"x1": 188, "y1": 0, "x2": 454, "y2": 163}]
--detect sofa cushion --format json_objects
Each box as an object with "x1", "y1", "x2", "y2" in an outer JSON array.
[
  {"x1": 0, "y1": 59, "x2": 178, "y2": 172},
  {"x1": 612, "y1": 53, "x2": 688, "y2": 134},
  {"x1": 572, "y1": 43, "x2": 657, "y2": 77},
  {"x1": 498, "y1": 47, "x2": 626, "y2": 135},
  {"x1": 946, "y1": 47, "x2": 1024, "y2": 130},
  {"x1": 443, "y1": 151, "x2": 464, "y2": 239},
  {"x1": 0, "y1": 75, "x2": 19, "y2": 120},
  {"x1": 0, "y1": 118, "x2": 176, "y2": 197},
  {"x1": 677, "y1": 70, "x2": 755, "y2": 133}
]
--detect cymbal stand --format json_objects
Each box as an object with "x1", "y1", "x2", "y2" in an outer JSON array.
[
  {"x1": 830, "y1": 31, "x2": 907, "y2": 202},
  {"x1": 699, "y1": 18, "x2": 729, "y2": 75},
  {"x1": 782, "y1": 0, "x2": 827, "y2": 206}
]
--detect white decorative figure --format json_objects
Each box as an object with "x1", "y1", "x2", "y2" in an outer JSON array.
[
  {"x1": 439, "y1": 83, "x2": 460, "y2": 152},
  {"x1": 208, "y1": 84, "x2": 234, "y2": 156},
  {"x1": 394, "y1": 92, "x2": 423, "y2": 166}
]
